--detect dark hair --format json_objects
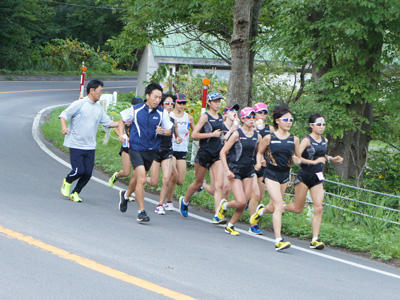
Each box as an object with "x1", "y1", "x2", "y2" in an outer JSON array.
[
  {"x1": 145, "y1": 83, "x2": 163, "y2": 96},
  {"x1": 86, "y1": 79, "x2": 104, "y2": 95},
  {"x1": 161, "y1": 93, "x2": 176, "y2": 106},
  {"x1": 131, "y1": 96, "x2": 143, "y2": 106},
  {"x1": 272, "y1": 103, "x2": 292, "y2": 128},
  {"x1": 308, "y1": 113, "x2": 325, "y2": 132}
]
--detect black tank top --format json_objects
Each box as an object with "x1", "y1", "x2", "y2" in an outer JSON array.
[
  {"x1": 199, "y1": 112, "x2": 223, "y2": 154},
  {"x1": 159, "y1": 117, "x2": 174, "y2": 151},
  {"x1": 301, "y1": 135, "x2": 327, "y2": 173},
  {"x1": 228, "y1": 128, "x2": 258, "y2": 167},
  {"x1": 266, "y1": 133, "x2": 295, "y2": 172},
  {"x1": 257, "y1": 125, "x2": 270, "y2": 138}
]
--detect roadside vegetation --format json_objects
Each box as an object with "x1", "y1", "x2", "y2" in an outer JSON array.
[{"x1": 41, "y1": 91, "x2": 400, "y2": 262}]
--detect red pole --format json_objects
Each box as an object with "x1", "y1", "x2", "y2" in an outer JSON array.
[
  {"x1": 201, "y1": 78, "x2": 210, "y2": 114},
  {"x1": 79, "y1": 62, "x2": 87, "y2": 99}
]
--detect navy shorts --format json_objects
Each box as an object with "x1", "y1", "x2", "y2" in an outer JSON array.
[
  {"x1": 264, "y1": 168, "x2": 290, "y2": 184},
  {"x1": 294, "y1": 169, "x2": 324, "y2": 189},
  {"x1": 195, "y1": 149, "x2": 220, "y2": 169},
  {"x1": 173, "y1": 151, "x2": 187, "y2": 160},
  {"x1": 230, "y1": 165, "x2": 255, "y2": 180},
  {"x1": 129, "y1": 149, "x2": 156, "y2": 171},
  {"x1": 154, "y1": 149, "x2": 173, "y2": 163},
  {"x1": 119, "y1": 146, "x2": 129, "y2": 156}
]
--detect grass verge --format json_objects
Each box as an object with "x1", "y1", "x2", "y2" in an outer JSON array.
[{"x1": 42, "y1": 106, "x2": 400, "y2": 263}]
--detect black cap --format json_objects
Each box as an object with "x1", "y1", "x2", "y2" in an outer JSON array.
[{"x1": 176, "y1": 93, "x2": 187, "y2": 102}]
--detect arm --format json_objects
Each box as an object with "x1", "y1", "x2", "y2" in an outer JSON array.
[
  {"x1": 324, "y1": 138, "x2": 344, "y2": 163},
  {"x1": 220, "y1": 131, "x2": 239, "y2": 180},
  {"x1": 295, "y1": 136, "x2": 326, "y2": 165},
  {"x1": 292, "y1": 136, "x2": 302, "y2": 164},
  {"x1": 60, "y1": 117, "x2": 69, "y2": 135},
  {"x1": 191, "y1": 114, "x2": 221, "y2": 140},
  {"x1": 255, "y1": 134, "x2": 270, "y2": 170},
  {"x1": 156, "y1": 109, "x2": 173, "y2": 136}
]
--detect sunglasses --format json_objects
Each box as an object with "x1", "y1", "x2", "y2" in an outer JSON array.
[
  {"x1": 243, "y1": 115, "x2": 255, "y2": 119},
  {"x1": 176, "y1": 101, "x2": 187, "y2": 105},
  {"x1": 279, "y1": 117, "x2": 294, "y2": 122},
  {"x1": 164, "y1": 102, "x2": 174, "y2": 105},
  {"x1": 312, "y1": 122, "x2": 326, "y2": 126},
  {"x1": 256, "y1": 110, "x2": 268, "y2": 115}
]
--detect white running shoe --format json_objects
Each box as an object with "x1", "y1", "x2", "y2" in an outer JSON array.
[
  {"x1": 163, "y1": 202, "x2": 174, "y2": 211},
  {"x1": 155, "y1": 204, "x2": 166, "y2": 215}
]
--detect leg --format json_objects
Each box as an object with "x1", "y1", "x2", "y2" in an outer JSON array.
[
  {"x1": 147, "y1": 161, "x2": 160, "y2": 187},
  {"x1": 183, "y1": 162, "x2": 207, "y2": 204},
  {"x1": 285, "y1": 182, "x2": 308, "y2": 214},
  {"x1": 66, "y1": 148, "x2": 86, "y2": 184},
  {"x1": 204, "y1": 169, "x2": 215, "y2": 196},
  {"x1": 158, "y1": 158, "x2": 172, "y2": 205},
  {"x1": 209, "y1": 160, "x2": 224, "y2": 215},
  {"x1": 248, "y1": 177, "x2": 262, "y2": 216},
  {"x1": 264, "y1": 179, "x2": 286, "y2": 240},
  {"x1": 228, "y1": 178, "x2": 251, "y2": 225},
  {"x1": 72, "y1": 150, "x2": 95, "y2": 194},
  {"x1": 310, "y1": 183, "x2": 324, "y2": 239},
  {"x1": 166, "y1": 158, "x2": 178, "y2": 203},
  {"x1": 134, "y1": 165, "x2": 147, "y2": 211},
  {"x1": 118, "y1": 151, "x2": 132, "y2": 178}
]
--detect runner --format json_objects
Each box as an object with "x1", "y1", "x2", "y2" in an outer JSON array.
[
  {"x1": 108, "y1": 97, "x2": 143, "y2": 196},
  {"x1": 284, "y1": 113, "x2": 343, "y2": 249},
  {"x1": 117, "y1": 83, "x2": 173, "y2": 222},
  {"x1": 178, "y1": 92, "x2": 225, "y2": 223},
  {"x1": 148, "y1": 93, "x2": 176, "y2": 215},
  {"x1": 218, "y1": 107, "x2": 260, "y2": 235},
  {"x1": 165, "y1": 93, "x2": 194, "y2": 210},
  {"x1": 252, "y1": 104, "x2": 300, "y2": 251},
  {"x1": 60, "y1": 79, "x2": 119, "y2": 202},
  {"x1": 248, "y1": 102, "x2": 274, "y2": 235}
]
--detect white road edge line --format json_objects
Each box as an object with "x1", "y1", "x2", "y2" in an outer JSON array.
[{"x1": 33, "y1": 104, "x2": 400, "y2": 280}]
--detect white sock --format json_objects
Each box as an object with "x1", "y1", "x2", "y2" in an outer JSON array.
[
  {"x1": 259, "y1": 209, "x2": 264, "y2": 216},
  {"x1": 124, "y1": 191, "x2": 129, "y2": 199},
  {"x1": 223, "y1": 203, "x2": 227, "y2": 210},
  {"x1": 312, "y1": 236, "x2": 319, "y2": 242},
  {"x1": 228, "y1": 222, "x2": 234, "y2": 228},
  {"x1": 275, "y1": 238, "x2": 283, "y2": 243},
  {"x1": 183, "y1": 200, "x2": 189, "y2": 206},
  {"x1": 138, "y1": 209, "x2": 144, "y2": 213}
]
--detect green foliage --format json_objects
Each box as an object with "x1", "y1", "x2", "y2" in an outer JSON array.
[{"x1": 32, "y1": 38, "x2": 117, "y2": 72}]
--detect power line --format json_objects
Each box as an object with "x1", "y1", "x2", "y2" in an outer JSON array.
[{"x1": 42, "y1": 0, "x2": 128, "y2": 11}]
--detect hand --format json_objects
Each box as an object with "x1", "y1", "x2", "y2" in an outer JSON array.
[
  {"x1": 118, "y1": 135, "x2": 125, "y2": 143},
  {"x1": 226, "y1": 170, "x2": 235, "y2": 180},
  {"x1": 332, "y1": 156, "x2": 344, "y2": 163},
  {"x1": 61, "y1": 128, "x2": 69, "y2": 135},
  {"x1": 156, "y1": 126, "x2": 164, "y2": 135},
  {"x1": 255, "y1": 163, "x2": 261, "y2": 171},
  {"x1": 212, "y1": 129, "x2": 221, "y2": 138},
  {"x1": 176, "y1": 136, "x2": 182, "y2": 144},
  {"x1": 261, "y1": 159, "x2": 266, "y2": 167},
  {"x1": 314, "y1": 157, "x2": 327, "y2": 165},
  {"x1": 292, "y1": 155, "x2": 302, "y2": 165}
]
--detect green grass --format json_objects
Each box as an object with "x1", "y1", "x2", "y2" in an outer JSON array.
[{"x1": 41, "y1": 107, "x2": 400, "y2": 262}]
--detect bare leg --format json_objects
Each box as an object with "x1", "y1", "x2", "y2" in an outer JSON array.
[
  {"x1": 264, "y1": 179, "x2": 288, "y2": 239},
  {"x1": 158, "y1": 158, "x2": 172, "y2": 204},
  {"x1": 147, "y1": 161, "x2": 160, "y2": 187},
  {"x1": 133, "y1": 166, "x2": 147, "y2": 211},
  {"x1": 117, "y1": 151, "x2": 132, "y2": 178},
  {"x1": 228, "y1": 177, "x2": 254, "y2": 224},
  {"x1": 285, "y1": 182, "x2": 308, "y2": 213},
  {"x1": 310, "y1": 183, "x2": 324, "y2": 238},
  {"x1": 248, "y1": 176, "x2": 261, "y2": 215},
  {"x1": 209, "y1": 160, "x2": 224, "y2": 215},
  {"x1": 184, "y1": 162, "x2": 207, "y2": 204}
]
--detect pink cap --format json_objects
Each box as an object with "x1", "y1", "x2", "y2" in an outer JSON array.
[
  {"x1": 254, "y1": 102, "x2": 268, "y2": 113},
  {"x1": 240, "y1": 107, "x2": 256, "y2": 118}
]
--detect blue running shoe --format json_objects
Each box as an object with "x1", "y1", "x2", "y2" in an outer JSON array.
[
  {"x1": 248, "y1": 225, "x2": 263, "y2": 235},
  {"x1": 211, "y1": 216, "x2": 227, "y2": 224},
  {"x1": 179, "y1": 196, "x2": 188, "y2": 217}
]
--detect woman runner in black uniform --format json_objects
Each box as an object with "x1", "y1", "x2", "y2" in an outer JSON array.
[
  {"x1": 219, "y1": 107, "x2": 261, "y2": 235},
  {"x1": 252, "y1": 104, "x2": 300, "y2": 251},
  {"x1": 179, "y1": 92, "x2": 225, "y2": 223},
  {"x1": 284, "y1": 113, "x2": 343, "y2": 249}
]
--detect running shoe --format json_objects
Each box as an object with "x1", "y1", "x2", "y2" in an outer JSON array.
[
  {"x1": 216, "y1": 199, "x2": 227, "y2": 221},
  {"x1": 211, "y1": 216, "x2": 227, "y2": 224},
  {"x1": 249, "y1": 204, "x2": 265, "y2": 226},
  {"x1": 163, "y1": 202, "x2": 174, "y2": 210},
  {"x1": 155, "y1": 204, "x2": 166, "y2": 215},
  {"x1": 60, "y1": 178, "x2": 71, "y2": 197},
  {"x1": 108, "y1": 172, "x2": 118, "y2": 187},
  {"x1": 119, "y1": 190, "x2": 128, "y2": 213},
  {"x1": 137, "y1": 210, "x2": 150, "y2": 222},
  {"x1": 179, "y1": 196, "x2": 188, "y2": 217},
  {"x1": 69, "y1": 192, "x2": 82, "y2": 203},
  {"x1": 310, "y1": 239, "x2": 325, "y2": 250},
  {"x1": 275, "y1": 239, "x2": 291, "y2": 251},
  {"x1": 225, "y1": 226, "x2": 240, "y2": 236},
  {"x1": 129, "y1": 193, "x2": 136, "y2": 202},
  {"x1": 248, "y1": 224, "x2": 263, "y2": 235}
]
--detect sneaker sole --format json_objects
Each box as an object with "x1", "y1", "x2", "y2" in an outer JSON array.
[
  {"x1": 310, "y1": 244, "x2": 324, "y2": 250},
  {"x1": 137, "y1": 217, "x2": 150, "y2": 222},
  {"x1": 224, "y1": 229, "x2": 240, "y2": 236},
  {"x1": 119, "y1": 191, "x2": 128, "y2": 213},
  {"x1": 275, "y1": 243, "x2": 291, "y2": 251},
  {"x1": 248, "y1": 228, "x2": 263, "y2": 235}
]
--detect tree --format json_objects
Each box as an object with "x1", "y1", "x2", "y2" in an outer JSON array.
[
  {"x1": 263, "y1": 0, "x2": 400, "y2": 179},
  {"x1": 110, "y1": 0, "x2": 263, "y2": 109}
]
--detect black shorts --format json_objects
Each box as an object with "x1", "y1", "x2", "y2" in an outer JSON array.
[
  {"x1": 154, "y1": 149, "x2": 173, "y2": 163},
  {"x1": 195, "y1": 149, "x2": 220, "y2": 169},
  {"x1": 264, "y1": 168, "x2": 290, "y2": 184},
  {"x1": 129, "y1": 149, "x2": 156, "y2": 171},
  {"x1": 256, "y1": 166, "x2": 266, "y2": 178},
  {"x1": 119, "y1": 146, "x2": 129, "y2": 156},
  {"x1": 173, "y1": 151, "x2": 187, "y2": 160},
  {"x1": 230, "y1": 164, "x2": 255, "y2": 180},
  {"x1": 294, "y1": 169, "x2": 324, "y2": 189}
]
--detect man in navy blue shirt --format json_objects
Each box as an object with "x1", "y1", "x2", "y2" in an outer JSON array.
[{"x1": 117, "y1": 83, "x2": 173, "y2": 222}]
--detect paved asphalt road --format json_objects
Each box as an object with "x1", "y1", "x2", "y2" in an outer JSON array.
[{"x1": 0, "y1": 79, "x2": 399, "y2": 299}]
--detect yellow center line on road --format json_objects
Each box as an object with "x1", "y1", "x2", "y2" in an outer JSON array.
[
  {"x1": 0, "y1": 225, "x2": 196, "y2": 300},
  {"x1": 0, "y1": 86, "x2": 130, "y2": 94}
]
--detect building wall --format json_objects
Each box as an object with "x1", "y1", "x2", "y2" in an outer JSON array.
[{"x1": 136, "y1": 45, "x2": 159, "y2": 97}]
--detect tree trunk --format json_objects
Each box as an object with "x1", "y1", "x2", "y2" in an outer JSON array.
[{"x1": 227, "y1": 0, "x2": 261, "y2": 108}]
